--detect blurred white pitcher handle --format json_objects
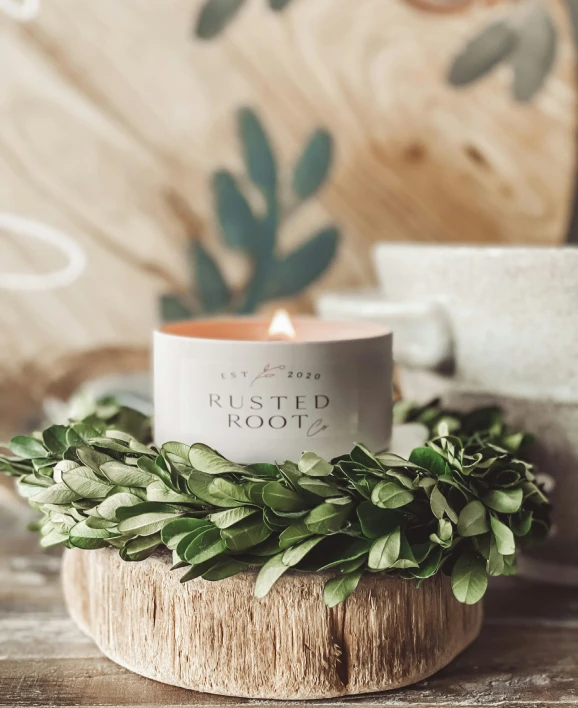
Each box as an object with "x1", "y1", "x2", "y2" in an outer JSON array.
[{"x1": 316, "y1": 291, "x2": 454, "y2": 371}]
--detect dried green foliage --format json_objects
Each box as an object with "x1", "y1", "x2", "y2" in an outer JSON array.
[
  {"x1": 1, "y1": 401, "x2": 551, "y2": 607},
  {"x1": 161, "y1": 108, "x2": 338, "y2": 320}
]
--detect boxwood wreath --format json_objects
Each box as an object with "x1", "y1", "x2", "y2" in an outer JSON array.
[{"x1": 0, "y1": 400, "x2": 551, "y2": 607}]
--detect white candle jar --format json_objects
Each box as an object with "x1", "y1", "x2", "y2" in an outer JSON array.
[{"x1": 154, "y1": 317, "x2": 393, "y2": 463}]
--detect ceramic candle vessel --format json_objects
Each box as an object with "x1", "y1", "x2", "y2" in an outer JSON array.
[{"x1": 154, "y1": 317, "x2": 393, "y2": 463}]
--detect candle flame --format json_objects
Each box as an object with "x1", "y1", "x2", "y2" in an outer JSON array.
[{"x1": 267, "y1": 309, "x2": 296, "y2": 341}]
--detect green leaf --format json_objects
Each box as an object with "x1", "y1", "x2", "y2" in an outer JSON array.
[
  {"x1": 356, "y1": 501, "x2": 402, "y2": 539},
  {"x1": 62, "y1": 467, "x2": 112, "y2": 499},
  {"x1": 316, "y1": 537, "x2": 371, "y2": 571},
  {"x1": 69, "y1": 519, "x2": 114, "y2": 549},
  {"x1": 213, "y1": 171, "x2": 258, "y2": 253},
  {"x1": 31, "y1": 483, "x2": 81, "y2": 505},
  {"x1": 10, "y1": 436, "x2": 47, "y2": 459},
  {"x1": 117, "y1": 504, "x2": 180, "y2": 536},
  {"x1": 96, "y1": 492, "x2": 143, "y2": 522},
  {"x1": 298, "y1": 451, "x2": 333, "y2": 477},
  {"x1": 282, "y1": 536, "x2": 324, "y2": 566},
  {"x1": 293, "y1": 129, "x2": 333, "y2": 201},
  {"x1": 195, "y1": 0, "x2": 246, "y2": 40},
  {"x1": 160, "y1": 295, "x2": 194, "y2": 323},
  {"x1": 121, "y1": 533, "x2": 162, "y2": 561},
  {"x1": 323, "y1": 571, "x2": 362, "y2": 608},
  {"x1": 304, "y1": 501, "x2": 353, "y2": 534},
  {"x1": 297, "y1": 476, "x2": 340, "y2": 498},
  {"x1": 209, "y1": 506, "x2": 259, "y2": 529},
  {"x1": 511, "y1": 510, "x2": 533, "y2": 537},
  {"x1": 221, "y1": 516, "x2": 272, "y2": 552},
  {"x1": 202, "y1": 558, "x2": 249, "y2": 581},
  {"x1": 162, "y1": 442, "x2": 191, "y2": 463},
  {"x1": 511, "y1": 3, "x2": 557, "y2": 102},
  {"x1": 483, "y1": 487, "x2": 523, "y2": 514},
  {"x1": 188, "y1": 444, "x2": 245, "y2": 475},
  {"x1": 448, "y1": 20, "x2": 518, "y2": 87},
  {"x1": 184, "y1": 526, "x2": 227, "y2": 565},
  {"x1": 490, "y1": 515, "x2": 516, "y2": 555},
  {"x1": 42, "y1": 426, "x2": 69, "y2": 454},
  {"x1": 375, "y1": 451, "x2": 420, "y2": 469},
  {"x1": 409, "y1": 447, "x2": 447, "y2": 477},
  {"x1": 262, "y1": 481, "x2": 306, "y2": 513},
  {"x1": 191, "y1": 242, "x2": 231, "y2": 313},
  {"x1": 278, "y1": 520, "x2": 313, "y2": 549},
  {"x1": 100, "y1": 462, "x2": 156, "y2": 488},
  {"x1": 188, "y1": 471, "x2": 244, "y2": 508},
  {"x1": 161, "y1": 517, "x2": 210, "y2": 548},
  {"x1": 254, "y1": 552, "x2": 290, "y2": 598},
  {"x1": 264, "y1": 226, "x2": 339, "y2": 300},
  {"x1": 458, "y1": 501, "x2": 489, "y2": 537},
  {"x1": 487, "y1": 536, "x2": 505, "y2": 576},
  {"x1": 76, "y1": 447, "x2": 113, "y2": 474},
  {"x1": 451, "y1": 552, "x2": 488, "y2": 604},
  {"x1": 368, "y1": 528, "x2": 401, "y2": 570},
  {"x1": 238, "y1": 107, "x2": 276, "y2": 196},
  {"x1": 371, "y1": 481, "x2": 414, "y2": 509},
  {"x1": 430, "y1": 486, "x2": 457, "y2": 523}
]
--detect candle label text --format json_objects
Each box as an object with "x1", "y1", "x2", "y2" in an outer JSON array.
[{"x1": 180, "y1": 357, "x2": 359, "y2": 441}]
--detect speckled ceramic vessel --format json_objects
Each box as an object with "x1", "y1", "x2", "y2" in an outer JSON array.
[{"x1": 317, "y1": 245, "x2": 578, "y2": 583}]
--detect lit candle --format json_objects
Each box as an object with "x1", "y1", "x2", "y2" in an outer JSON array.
[{"x1": 154, "y1": 311, "x2": 393, "y2": 463}]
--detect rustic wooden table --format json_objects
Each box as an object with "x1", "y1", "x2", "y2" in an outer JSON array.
[{"x1": 1, "y1": 496, "x2": 577, "y2": 708}]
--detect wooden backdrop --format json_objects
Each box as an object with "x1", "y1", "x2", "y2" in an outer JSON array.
[{"x1": 0, "y1": 0, "x2": 574, "y2": 437}]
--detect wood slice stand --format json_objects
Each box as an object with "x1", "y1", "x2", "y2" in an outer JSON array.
[{"x1": 62, "y1": 548, "x2": 483, "y2": 699}]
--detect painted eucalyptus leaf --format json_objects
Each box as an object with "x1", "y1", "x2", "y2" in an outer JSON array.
[
  {"x1": 238, "y1": 107, "x2": 276, "y2": 197},
  {"x1": 511, "y1": 2, "x2": 557, "y2": 102},
  {"x1": 195, "y1": 0, "x2": 246, "y2": 39},
  {"x1": 292, "y1": 129, "x2": 333, "y2": 201},
  {"x1": 213, "y1": 170, "x2": 259, "y2": 253},
  {"x1": 191, "y1": 242, "x2": 231, "y2": 313},
  {"x1": 268, "y1": 0, "x2": 296, "y2": 9},
  {"x1": 263, "y1": 226, "x2": 339, "y2": 300},
  {"x1": 448, "y1": 19, "x2": 518, "y2": 87},
  {"x1": 160, "y1": 295, "x2": 194, "y2": 323}
]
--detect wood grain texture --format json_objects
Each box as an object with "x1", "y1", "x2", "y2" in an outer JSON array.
[
  {"x1": 0, "y1": 0, "x2": 575, "y2": 438},
  {"x1": 1, "y1": 503, "x2": 578, "y2": 708},
  {"x1": 61, "y1": 547, "x2": 482, "y2": 699}
]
